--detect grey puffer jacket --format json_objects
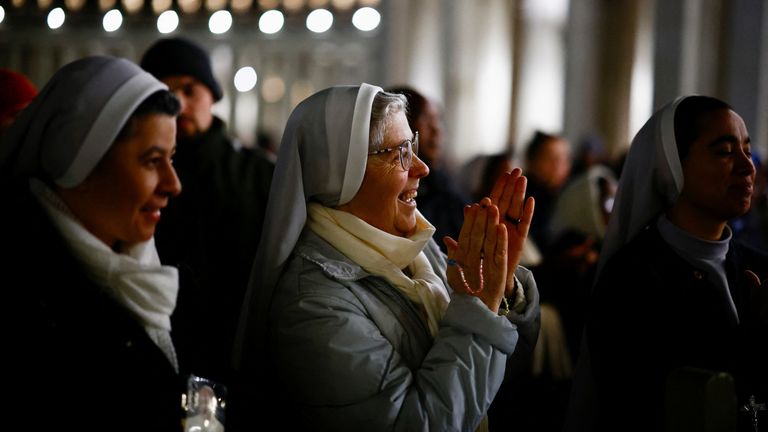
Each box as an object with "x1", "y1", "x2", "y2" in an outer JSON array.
[{"x1": 267, "y1": 229, "x2": 540, "y2": 431}]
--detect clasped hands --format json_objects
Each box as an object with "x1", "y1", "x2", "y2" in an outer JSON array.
[{"x1": 443, "y1": 168, "x2": 535, "y2": 313}]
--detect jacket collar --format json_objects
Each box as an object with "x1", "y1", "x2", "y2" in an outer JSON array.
[{"x1": 293, "y1": 228, "x2": 370, "y2": 282}]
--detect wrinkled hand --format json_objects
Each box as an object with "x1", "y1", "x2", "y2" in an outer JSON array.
[
  {"x1": 443, "y1": 197, "x2": 508, "y2": 313},
  {"x1": 489, "y1": 167, "x2": 535, "y2": 296}
]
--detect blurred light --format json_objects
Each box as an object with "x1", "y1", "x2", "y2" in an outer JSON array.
[
  {"x1": 205, "y1": 0, "x2": 226, "y2": 11},
  {"x1": 0, "y1": 6, "x2": 4, "y2": 24},
  {"x1": 103, "y1": 8, "x2": 122, "y2": 31},
  {"x1": 283, "y1": 0, "x2": 304, "y2": 12},
  {"x1": 12, "y1": 0, "x2": 26, "y2": 8},
  {"x1": 178, "y1": 0, "x2": 201, "y2": 14},
  {"x1": 65, "y1": 0, "x2": 87, "y2": 11},
  {"x1": 308, "y1": 0, "x2": 328, "y2": 8},
  {"x1": 38, "y1": 0, "x2": 53, "y2": 10},
  {"x1": 330, "y1": 0, "x2": 354, "y2": 10},
  {"x1": 258, "y1": 9, "x2": 283, "y2": 34},
  {"x1": 341, "y1": 42, "x2": 364, "y2": 66},
  {"x1": 291, "y1": 80, "x2": 315, "y2": 107},
  {"x1": 99, "y1": 0, "x2": 116, "y2": 11},
  {"x1": 261, "y1": 75, "x2": 285, "y2": 103},
  {"x1": 234, "y1": 67, "x2": 257, "y2": 92},
  {"x1": 306, "y1": 8, "x2": 332, "y2": 33},
  {"x1": 231, "y1": 0, "x2": 252, "y2": 13},
  {"x1": 358, "y1": 0, "x2": 379, "y2": 5},
  {"x1": 47, "y1": 7, "x2": 65, "y2": 29},
  {"x1": 313, "y1": 42, "x2": 336, "y2": 66},
  {"x1": 152, "y1": 0, "x2": 171, "y2": 13},
  {"x1": 157, "y1": 9, "x2": 178, "y2": 33},
  {"x1": 122, "y1": 0, "x2": 143, "y2": 14},
  {"x1": 258, "y1": 0, "x2": 278, "y2": 8},
  {"x1": 524, "y1": 0, "x2": 568, "y2": 23},
  {"x1": 352, "y1": 7, "x2": 379, "y2": 31},
  {"x1": 208, "y1": 10, "x2": 232, "y2": 34}
]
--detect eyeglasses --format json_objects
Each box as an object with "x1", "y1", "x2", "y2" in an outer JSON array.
[{"x1": 368, "y1": 131, "x2": 419, "y2": 171}]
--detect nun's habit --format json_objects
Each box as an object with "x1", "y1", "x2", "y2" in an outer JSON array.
[
  {"x1": 234, "y1": 84, "x2": 540, "y2": 431},
  {"x1": 0, "y1": 56, "x2": 183, "y2": 431},
  {"x1": 568, "y1": 96, "x2": 767, "y2": 431}
]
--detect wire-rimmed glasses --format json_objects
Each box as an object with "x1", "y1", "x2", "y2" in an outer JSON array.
[{"x1": 367, "y1": 131, "x2": 419, "y2": 171}]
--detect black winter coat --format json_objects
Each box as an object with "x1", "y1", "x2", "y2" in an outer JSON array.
[
  {"x1": 154, "y1": 117, "x2": 274, "y2": 388},
  {"x1": 587, "y1": 222, "x2": 767, "y2": 431},
  {"x1": 3, "y1": 187, "x2": 183, "y2": 432}
]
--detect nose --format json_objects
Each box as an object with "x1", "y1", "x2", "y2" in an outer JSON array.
[
  {"x1": 409, "y1": 154, "x2": 429, "y2": 178},
  {"x1": 172, "y1": 90, "x2": 188, "y2": 113},
  {"x1": 736, "y1": 147, "x2": 756, "y2": 177},
  {"x1": 160, "y1": 162, "x2": 182, "y2": 197}
]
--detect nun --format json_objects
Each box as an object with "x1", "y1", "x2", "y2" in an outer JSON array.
[
  {"x1": 0, "y1": 56, "x2": 184, "y2": 431},
  {"x1": 585, "y1": 95, "x2": 767, "y2": 431}
]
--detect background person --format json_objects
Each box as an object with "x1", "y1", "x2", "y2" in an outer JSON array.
[
  {"x1": 524, "y1": 130, "x2": 572, "y2": 251},
  {"x1": 0, "y1": 56, "x2": 184, "y2": 431},
  {"x1": 0, "y1": 68, "x2": 38, "y2": 135},
  {"x1": 387, "y1": 85, "x2": 470, "y2": 252},
  {"x1": 141, "y1": 37, "x2": 275, "y2": 389},
  {"x1": 585, "y1": 95, "x2": 767, "y2": 431}
]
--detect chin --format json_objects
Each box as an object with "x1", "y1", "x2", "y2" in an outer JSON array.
[
  {"x1": 135, "y1": 230, "x2": 155, "y2": 244},
  {"x1": 397, "y1": 221, "x2": 418, "y2": 237}
]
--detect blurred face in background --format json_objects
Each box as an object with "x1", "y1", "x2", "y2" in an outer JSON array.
[
  {"x1": 529, "y1": 137, "x2": 572, "y2": 192},
  {"x1": 161, "y1": 75, "x2": 214, "y2": 139},
  {"x1": 414, "y1": 99, "x2": 443, "y2": 166}
]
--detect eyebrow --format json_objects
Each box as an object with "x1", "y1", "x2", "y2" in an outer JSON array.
[
  {"x1": 140, "y1": 145, "x2": 175, "y2": 158},
  {"x1": 388, "y1": 135, "x2": 416, "y2": 148},
  {"x1": 708, "y1": 135, "x2": 750, "y2": 147}
]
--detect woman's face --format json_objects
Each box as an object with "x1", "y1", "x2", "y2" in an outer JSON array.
[
  {"x1": 60, "y1": 113, "x2": 181, "y2": 249},
  {"x1": 677, "y1": 108, "x2": 755, "y2": 222},
  {"x1": 414, "y1": 100, "x2": 443, "y2": 165},
  {"x1": 529, "y1": 138, "x2": 572, "y2": 191},
  {"x1": 339, "y1": 111, "x2": 429, "y2": 237}
]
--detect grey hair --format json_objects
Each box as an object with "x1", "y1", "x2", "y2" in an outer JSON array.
[{"x1": 369, "y1": 91, "x2": 408, "y2": 151}]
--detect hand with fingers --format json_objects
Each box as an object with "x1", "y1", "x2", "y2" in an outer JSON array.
[
  {"x1": 443, "y1": 197, "x2": 508, "y2": 313},
  {"x1": 745, "y1": 270, "x2": 768, "y2": 332},
  {"x1": 489, "y1": 167, "x2": 535, "y2": 297}
]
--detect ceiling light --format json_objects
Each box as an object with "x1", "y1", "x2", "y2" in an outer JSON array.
[
  {"x1": 103, "y1": 8, "x2": 122, "y2": 31},
  {"x1": 208, "y1": 9, "x2": 232, "y2": 34},
  {"x1": 258, "y1": 9, "x2": 283, "y2": 34},
  {"x1": 157, "y1": 9, "x2": 178, "y2": 33},
  {"x1": 306, "y1": 8, "x2": 332, "y2": 33},
  {"x1": 352, "y1": 7, "x2": 379, "y2": 31}
]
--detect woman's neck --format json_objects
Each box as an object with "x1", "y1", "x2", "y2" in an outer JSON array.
[{"x1": 665, "y1": 205, "x2": 726, "y2": 241}]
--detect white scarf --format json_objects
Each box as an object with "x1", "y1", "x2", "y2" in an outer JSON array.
[
  {"x1": 30, "y1": 178, "x2": 180, "y2": 370},
  {"x1": 307, "y1": 202, "x2": 450, "y2": 337}
]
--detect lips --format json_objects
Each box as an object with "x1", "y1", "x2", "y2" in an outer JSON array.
[
  {"x1": 730, "y1": 182, "x2": 754, "y2": 196},
  {"x1": 399, "y1": 189, "x2": 418, "y2": 205},
  {"x1": 141, "y1": 203, "x2": 166, "y2": 222}
]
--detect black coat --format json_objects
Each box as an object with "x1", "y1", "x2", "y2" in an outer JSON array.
[
  {"x1": 587, "y1": 222, "x2": 767, "y2": 431},
  {"x1": 3, "y1": 187, "x2": 183, "y2": 432},
  {"x1": 154, "y1": 117, "x2": 274, "y2": 387}
]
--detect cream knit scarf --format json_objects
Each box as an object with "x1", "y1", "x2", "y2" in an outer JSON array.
[
  {"x1": 307, "y1": 202, "x2": 450, "y2": 337},
  {"x1": 30, "y1": 178, "x2": 180, "y2": 370}
]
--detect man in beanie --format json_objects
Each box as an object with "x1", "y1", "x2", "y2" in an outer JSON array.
[{"x1": 141, "y1": 37, "x2": 274, "y2": 392}]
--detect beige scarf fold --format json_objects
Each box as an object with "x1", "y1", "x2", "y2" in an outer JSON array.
[
  {"x1": 306, "y1": 202, "x2": 450, "y2": 336},
  {"x1": 30, "y1": 178, "x2": 180, "y2": 370}
]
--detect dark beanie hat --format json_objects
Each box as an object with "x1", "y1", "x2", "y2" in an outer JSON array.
[{"x1": 141, "y1": 37, "x2": 223, "y2": 102}]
